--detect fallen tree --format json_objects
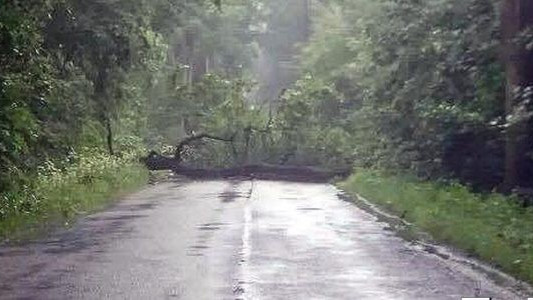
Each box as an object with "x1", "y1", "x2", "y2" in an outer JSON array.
[
  {"x1": 143, "y1": 133, "x2": 352, "y2": 182},
  {"x1": 143, "y1": 152, "x2": 351, "y2": 182},
  {"x1": 174, "y1": 133, "x2": 235, "y2": 161}
]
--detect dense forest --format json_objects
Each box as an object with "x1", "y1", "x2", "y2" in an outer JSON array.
[
  {"x1": 0, "y1": 0, "x2": 314, "y2": 222},
  {"x1": 0, "y1": 0, "x2": 255, "y2": 223},
  {"x1": 298, "y1": 0, "x2": 533, "y2": 193},
  {"x1": 2, "y1": 0, "x2": 533, "y2": 269}
]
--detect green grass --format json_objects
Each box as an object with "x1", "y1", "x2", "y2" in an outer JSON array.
[
  {"x1": 0, "y1": 152, "x2": 149, "y2": 241},
  {"x1": 338, "y1": 169, "x2": 533, "y2": 284}
]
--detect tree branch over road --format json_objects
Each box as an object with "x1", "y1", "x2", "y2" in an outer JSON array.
[{"x1": 174, "y1": 133, "x2": 235, "y2": 161}]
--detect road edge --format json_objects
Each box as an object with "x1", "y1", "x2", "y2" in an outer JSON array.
[{"x1": 335, "y1": 187, "x2": 533, "y2": 299}]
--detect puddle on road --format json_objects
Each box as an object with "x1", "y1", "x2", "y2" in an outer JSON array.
[
  {"x1": 186, "y1": 244, "x2": 211, "y2": 257},
  {"x1": 218, "y1": 191, "x2": 242, "y2": 203},
  {"x1": 198, "y1": 225, "x2": 221, "y2": 231},
  {"x1": 185, "y1": 252, "x2": 204, "y2": 257},
  {"x1": 88, "y1": 214, "x2": 147, "y2": 222},
  {"x1": 0, "y1": 248, "x2": 32, "y2": 257},
  {"x1": 197, "y1": 222, "x2": 229, "y2": 231},
  {"x1": 297, "y1": 207, "x2": 322, "y2": 211},
  {"x1": 120, "y1": 202, "x2": 158, "y2": 212},
  {"x1": 189, "y1": 245, "x2": 209, "y2": 250},
  {"x1": 132, "y1": 203, "x2": 157, "y2": 210},
  {"x1": 218, "y1": 180, "x2": 253, "y2": 203},
  {"x1": 201, "y1": 222, "x2": 229, "y2": 227},
  {"x1": 199, "y1": 192, "x2": 222, "y2": 199},
  {"x1": 191, "y1": 221, "x2": 230, "y2": 255}
]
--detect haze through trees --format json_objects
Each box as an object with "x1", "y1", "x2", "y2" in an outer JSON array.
[{"x1": 1, "y1": 0, "x2": 533, "y2": 220}]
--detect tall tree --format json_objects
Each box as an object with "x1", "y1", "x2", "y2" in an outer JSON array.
[{"x1": 501, "y1": 0, "x2": 533, "y2": 189}]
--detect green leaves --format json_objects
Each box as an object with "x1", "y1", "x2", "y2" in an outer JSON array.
[
  {"x1": 294, "y1": 0, "x2": 507, "y2": 186},
  {"x1": 0, "y1": 0, "x2": 232, "y2": 191}
]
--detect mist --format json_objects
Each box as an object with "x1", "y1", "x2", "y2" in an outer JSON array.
[{"x1": 2, "y1": 1, "x2": 533, "y2": 294}]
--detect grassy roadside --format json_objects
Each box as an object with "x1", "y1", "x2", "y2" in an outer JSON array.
[
  {"x1": 0, "y1": 151, "x2": 149, "y2": 242},
  {"x1": 338, "y1": 169, "x2": 533, "y2": 284}
]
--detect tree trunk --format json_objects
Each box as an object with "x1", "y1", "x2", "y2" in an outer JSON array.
[
  {"x1": 94, "y1": 62, "x2": 115, "y2": 157},
  {"x1": 184, "y1": 27, "x2": 195, "y2": 86},
  {"x1": 106, "y1": 117, "x2": 114, "y2": 156},
  {"x1": 501, "y1": 0, "x2": 533, "y2": 190},
  {"x1": 243, "y1": 126, "x2": 252, "y2": 165},
  {"x1": 142, "y1": 153, "x2": 352, "y2": 183}
]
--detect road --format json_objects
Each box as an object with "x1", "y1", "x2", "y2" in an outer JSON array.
[{"x1": 0, "y1": 180, "x2": 527, "y2": 299}]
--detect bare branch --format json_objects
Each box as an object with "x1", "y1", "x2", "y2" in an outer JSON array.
[{"x1": 175, "y1": 133, "x2": 235, "y2": 160}]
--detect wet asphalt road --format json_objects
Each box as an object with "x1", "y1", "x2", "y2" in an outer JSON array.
[{"x1": 0, "y1": 180, "x2": 527, "y2": 299}]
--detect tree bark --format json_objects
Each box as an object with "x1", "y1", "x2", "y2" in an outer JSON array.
[
  {"x1": 106, "y1": 117, "x2": 114, "y2": 156},
  {"x1": 501, "y1": 0, "x2": 533, "y2": 190}
]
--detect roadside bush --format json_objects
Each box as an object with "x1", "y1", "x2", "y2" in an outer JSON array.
[
  {"x1": 339, "y1": 169, "x2": 533, "y2": 283},
  {"x1": 0, "y1": 149, "x2": 148, "y2": 240}
]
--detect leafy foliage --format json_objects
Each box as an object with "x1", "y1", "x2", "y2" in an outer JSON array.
[
  {"x1": 285, "y1": 0, "x2": 516, "y2": 190},
  {"x1": 340, "y1": 170, "x2": 533, "y2": 283},
  {"x1": 2, "y1": 0, "x2": 533, "y2": 237},
  {"x1": 0, "y1": 148, "x2": 148, "y2": 239},
  {"x1": 0, "y1": 0, "x2": 256, "y2": 224}
]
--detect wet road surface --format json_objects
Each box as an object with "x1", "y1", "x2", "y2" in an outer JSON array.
[{"x1": 0, "y1": 180, "x2": 527, "y2": 299}]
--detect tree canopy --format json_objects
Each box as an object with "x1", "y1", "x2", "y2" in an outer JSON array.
[{"x1": 2, "y1": 0, "x2": 533, "y2": 219}]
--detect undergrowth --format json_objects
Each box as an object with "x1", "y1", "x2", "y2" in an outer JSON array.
[
  {"x1": 339, "y1": 169, "x2": 533, "y2": 284},
  {"x1": 0, "y1": 149, "x2": 148, "y2": 241}
]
